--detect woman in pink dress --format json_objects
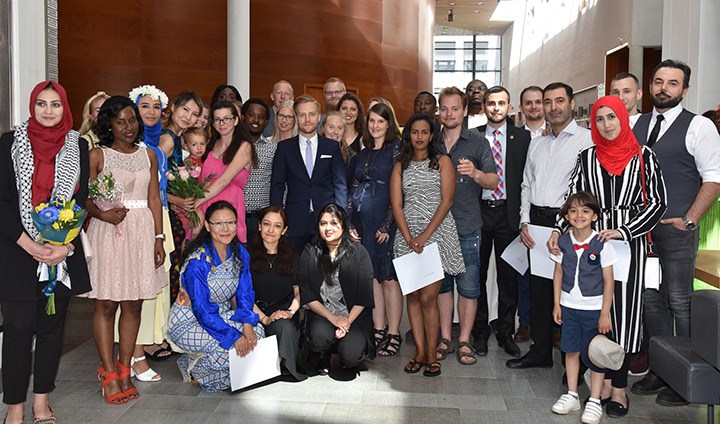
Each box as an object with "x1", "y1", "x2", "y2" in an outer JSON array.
[{"x1": 194, "y1": 101, "x2": 257, "y2": 243}]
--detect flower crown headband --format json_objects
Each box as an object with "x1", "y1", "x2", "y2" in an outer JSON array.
[{"x1": 129, "y1": 84, "x2": 169, "y2": 109}]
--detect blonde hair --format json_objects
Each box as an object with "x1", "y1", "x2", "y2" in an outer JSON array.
[
  {"x1": 79, "y1": 91, "x2": 110, "y2": 135},
  {"x1": 320, "y1": 110, "x2": 350, "y2": 161},
  {"x1": 272, "y1": 100, "x2": 298, "y2": 142}
]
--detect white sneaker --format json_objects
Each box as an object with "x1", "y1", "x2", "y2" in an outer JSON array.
[
  {"x1": 551, "y1": 393, "x2": 581, "y2": 414},
  {"x1": 581, "y1": 400, "x2": 603, "y2": 424}
]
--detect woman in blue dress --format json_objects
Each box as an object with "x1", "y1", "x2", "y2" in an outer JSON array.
[
  {"x1": 167, "y1": 200, "x2": 264, "y2": 392},
  {"x1": 347, "y1": 102, "x2": 401, "y2": 356}
]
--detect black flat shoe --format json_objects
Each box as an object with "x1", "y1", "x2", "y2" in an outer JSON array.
[{"x1": 606, "y1": 395, "x2": 630, "y2": 418}]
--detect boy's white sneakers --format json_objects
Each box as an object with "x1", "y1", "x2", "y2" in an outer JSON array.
[
  {"x1": 581, "y1": 400, "x2": 604, "y2": 424},
  {"x1": 551, "y1": 393, "x2": 581, "y2": 414}
]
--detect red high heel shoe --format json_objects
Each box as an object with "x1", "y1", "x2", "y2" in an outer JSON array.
[
  {"x1": 97, "y1": 366, "x2": 127, "y2": 405},
  {"x1": 115, "y1": 361, "x2": 140, "y2": 401}
]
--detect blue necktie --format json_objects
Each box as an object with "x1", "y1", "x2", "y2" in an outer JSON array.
[{"x1": 305, "y1": 138, "x2": 314, "y2": 177}]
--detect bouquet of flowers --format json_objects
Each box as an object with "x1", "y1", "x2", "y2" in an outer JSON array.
[
  {"x1": 31, "y1": 196, "x2": 88, "y2": 315},
  {"x1": 166, "y1": 163, "x2": 214, "y2": 227},
  {"x1": 89, "y1": 173, "x2": 124, "y2": 236}
]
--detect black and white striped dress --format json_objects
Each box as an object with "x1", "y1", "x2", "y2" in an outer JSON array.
[
  {"x1": 393, "y1": 159, "x2": 465, "y2": 276},
  {"x1": 559, "y1": 146, "x2": 667, "y2": 353}
]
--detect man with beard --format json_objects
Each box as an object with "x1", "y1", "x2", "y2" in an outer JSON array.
[
  {"x1": 435, "y1": 86, "x2": 498, "y2": 365},
  {"x1": 471, "y1": 86, "x2": 531, "y2": 358},
  {"x1": 464, "y1": 79, "x2": 488, "y2": 129},
  {"x1": 270, "y1": 94, "x2": 347, "y2": 253},
  {"x1": 241, "y1": 98, "x2": 275, "y2": 241},
  {"x1": 510, "y1": 82, "x2": 593, "y2": 370},
  {"x1": 262, "y1": 80, "x2": 294, "y2": 137},
  {"x1": 610, "y1": 72, "x2": 643, "y2": 128},
  {"x1": 630, "y1": 59, "x2": 720, "y2": 407}
]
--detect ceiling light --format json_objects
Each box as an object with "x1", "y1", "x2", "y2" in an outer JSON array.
[
  {"x1": 450, "y1": 2, "x2": 456, "y2": 5},
  {"x1": 474, "y1": 9, "x2": 480, "y2": 12}
]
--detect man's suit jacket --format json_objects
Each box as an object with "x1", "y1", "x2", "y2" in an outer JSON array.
[
  {"x1": 270, "y1": 134, "x2": 348, "y2": 238},
  {"x1": 476, "y1": 124, "x2": 531, "y2": 230}
]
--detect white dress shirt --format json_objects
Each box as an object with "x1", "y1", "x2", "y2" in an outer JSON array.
[
  {"x1": 482, "y1": 123, "x2": 507, "y2": 200},
  {"x1": 468, "y1": 113, "x2": 487, "y2": 129},
  {"x1": 298, "y1": 134, "x2": 319, "y2": 171},
  {"x1": 524, "y1": 121, "x2": 547, "y2": 140},
  {"x1": 629, "y1": 113, "x2": 640, "y2": 128},
  {"x1": 520, "y1": 120, "x2": 593, "y2": 225},
  {"x1": 644, "y1": 103, "x2": 720, "y2": 183}
]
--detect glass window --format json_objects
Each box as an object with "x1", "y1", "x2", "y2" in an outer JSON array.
[{"x1": 433, "y1": 34, "x2": 502, "y2": 94}]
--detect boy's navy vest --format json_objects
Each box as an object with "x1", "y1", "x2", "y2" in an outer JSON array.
[{"x1": 558, "y1": 233, "x2": 605, "y2": 297}]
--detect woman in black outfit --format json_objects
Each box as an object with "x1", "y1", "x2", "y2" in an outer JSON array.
[
  {"x1": 297, "y1": 203, "x2": 375, "y2": 374},
  {"x1": 0, "y1": 81, "x2": 90, "y2": 424},
  {"x1": 249, "y1": 206, "x2": 306, "y2": 381}
]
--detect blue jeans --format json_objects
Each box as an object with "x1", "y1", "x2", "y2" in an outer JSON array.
[
  {"x1": 643, "y1": 223, "x2": 699, "y2": 338},
  {"x1": 440, "y1": 230, "x2": 481, "y2": 299}
]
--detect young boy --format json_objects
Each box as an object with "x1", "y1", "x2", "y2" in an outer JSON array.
[
  {"x1": 181, "y1": 127, "x2": 207, "y2": 168},
  {"x1": 180, "y1": 128, "x2": 208, "y2": 239},
  {"x1": 550, "y1": 191, "x2": 618, "y2": 424}
]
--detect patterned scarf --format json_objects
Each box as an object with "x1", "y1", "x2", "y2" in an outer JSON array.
[{"x1": 11, "y1": 121, "x2": 81, "y2": 241}]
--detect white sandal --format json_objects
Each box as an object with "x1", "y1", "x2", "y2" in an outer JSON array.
[{"x1": 130, "y1": 356, "x2": 161, "y2": 382}]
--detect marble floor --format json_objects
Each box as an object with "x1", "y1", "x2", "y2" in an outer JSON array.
[{"x1": 0, "y1": 298, "x2": 717, "y2": 423}]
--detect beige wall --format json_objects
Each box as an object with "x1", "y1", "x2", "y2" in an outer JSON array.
[{"x1": 503, "y1": 0, "x2": 634, "y2": 102}]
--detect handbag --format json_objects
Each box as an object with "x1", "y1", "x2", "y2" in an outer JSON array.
[{"x1": 638, "y1": 151, "x2": 662, "y2": 290}]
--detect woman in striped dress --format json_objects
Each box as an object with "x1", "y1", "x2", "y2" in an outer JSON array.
[
  {"x1": 549, "y1": 96, "x2": 666, "y2": 417},
  {"x1": 390, "y1": 114, "x2": 464, "y2": 377}
]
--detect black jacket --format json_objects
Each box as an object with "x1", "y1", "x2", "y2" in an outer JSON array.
[{"x1": 0, "y1": 131, "x2": 91, "y2": 301}]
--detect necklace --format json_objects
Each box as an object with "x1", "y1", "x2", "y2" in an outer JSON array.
[{"x1": 267, "y1": 254, "x2": 277, "y2": 269}]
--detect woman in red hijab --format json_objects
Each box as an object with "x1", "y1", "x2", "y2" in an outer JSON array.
[
  {"x1": 549, "y1": 96, "x2": 667, "y2": 418},
  {"x1": 0, "y1": 81, "x2": 91, "y2": 424}
]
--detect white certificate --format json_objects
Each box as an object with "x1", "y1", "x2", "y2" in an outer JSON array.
[
  {"x1": 607, "y1": 240, "x2": 631, "y2": 283},
  {"x1": 500, "y1": 235, "x2": 529, "y2": 274},
  {"x1": 228, "y1": 335, "x2": 281, "y2": 391},
  {"x1": 393, "y1": 242, "x2": 445, "y2": 295},
  {"x1": 528, "y1": 224, "x2": 555, "y2": 279}
]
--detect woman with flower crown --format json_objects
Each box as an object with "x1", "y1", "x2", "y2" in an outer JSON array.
[
  {"x1": 0, "y1": 81, "x2": 91, "y2": 424},
  {"x1": 121, "y1": 84, "x2": 174, "y2": 380}
]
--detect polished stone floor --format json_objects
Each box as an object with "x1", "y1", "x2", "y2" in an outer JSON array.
[{"x1": 0, "y1": 297, "x2": 717, "y2": 423}]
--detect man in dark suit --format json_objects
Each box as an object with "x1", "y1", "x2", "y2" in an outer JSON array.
[
  {"x1": 472, "y1": 86, "x2": 531, "y2": 358},
  {"x1": 270, "y1": 94, "x2": 348, "y2": 253}
]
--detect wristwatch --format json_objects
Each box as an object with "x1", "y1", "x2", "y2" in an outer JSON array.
[
  {"x1": 155, "y1": 233, "x2": 166, "y2": 241},
  {"x1": 681, "y1": 216, "x2": 697, "y2": 231}
]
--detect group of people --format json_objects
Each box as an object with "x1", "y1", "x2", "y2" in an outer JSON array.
[{"x1": 1, "y1": 58, "x2": 718, "y2": 424}]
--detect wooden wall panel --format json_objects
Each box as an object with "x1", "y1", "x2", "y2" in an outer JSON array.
[
  {"x1": 249, "y1": 0, "x2": 435, "y2": 123},
  {"x1": 58, "y1": 0, "x2": 227, "y2": 128}
]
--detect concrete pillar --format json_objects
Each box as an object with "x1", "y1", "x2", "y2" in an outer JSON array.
[{"x1": 228, "y1": 0, "x2": 250, "y2": 99}]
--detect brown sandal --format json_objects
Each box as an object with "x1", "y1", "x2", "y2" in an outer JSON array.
[
  {"x1": 456, "y1": 341, "x2": 477, "y2": 365},
  {"x1": 436, "y1": 338, "x2": 455, "y2": 361}
]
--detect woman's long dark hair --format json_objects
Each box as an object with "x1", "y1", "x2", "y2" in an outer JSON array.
[
  {"x1": 94, "y1": 96, "x2": 144, "y2": 147},
  {"x1": 361, "y1": 102, "x2": 400, "y2": 150},
  {"x1": 398, "y1": 113, "x2": 440, "y2": 171},
  {"x1": 337, "y1": 93, "x2": 366, "y2": 138},
  {"x1": 206, "y1": 101, "x2": 258, "y2": 167},
  {"x1": 248, "y1": 206, "x2": 296, "y2": 276},
  {"x1": 314, "y1": 203, "x2": 351, "y2": 285},
  {"x1": 181, "y1": 201, "x2": 242, "y2": 265}
]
